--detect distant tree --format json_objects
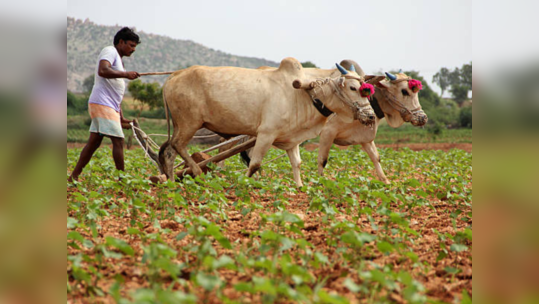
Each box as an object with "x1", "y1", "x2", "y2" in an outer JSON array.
[
  {"x1": 127, "y1": 80, "x2": 163, "y2": 117},
  {"x1": 449, "y1": 68, "x2": 461, "y2": 86},
  {"x1": 447, "y1": 63, "x2": 472, "y2": 105},
  {"x1": 432, "y1": 67, "x2": 451, "y2": 96},
  {"x1": 301, "y1": 61, "x2": 318, "y2": 68},
  {"x1": 450, "y1": 84, "x2": 469, "y2": 107},
  {"x1": 82, "y1": 74, "x2": 94, "y2": 96},
  {"x1": 461, "y1": 62, "x2": 472, "y2": 89}
]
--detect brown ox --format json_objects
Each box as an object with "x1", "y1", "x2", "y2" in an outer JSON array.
[{"x1": 158, "y1": 57, "x2": 375, "y2": 187}]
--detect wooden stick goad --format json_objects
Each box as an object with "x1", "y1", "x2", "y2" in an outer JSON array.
[{"x1": 139, "y1": 72, "x2": 175, "y2": 76}]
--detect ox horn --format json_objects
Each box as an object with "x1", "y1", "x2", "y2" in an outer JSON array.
[
  {"x1": 336, "y1": 63, "x2": 349, "y2": 75},
  {"x1": 385, "y1": 72, "x2": 397, "y2": 81}
]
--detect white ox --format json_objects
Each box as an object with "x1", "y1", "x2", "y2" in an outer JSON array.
[
  {"x1": 158, "y1": 57, "x2": 376, "y2": 187},
  {"x1": 315, "y1": 60, "x2": 428, "y2": 182}
]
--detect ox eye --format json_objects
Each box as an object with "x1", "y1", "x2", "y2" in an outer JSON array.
[
  {"x1": 401, "y1": 89, "x2": 410, "y2": 96},
  {"x1": 350, "y1": 86, "x2": 357, "y2": 91}
]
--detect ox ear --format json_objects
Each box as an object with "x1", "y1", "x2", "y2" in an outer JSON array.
[
  {"x1": 367, "y1": 75, "x2": 386, "y2": 86},
  {"x1": 365, "y1": 75, "x2": 376, "y2": 82},
  {"x1": 293, "y1": 79, "x2": 316, "y2": 90}
]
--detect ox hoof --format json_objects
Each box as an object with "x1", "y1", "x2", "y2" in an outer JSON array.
[{"x1": 149, "y1": 174, "x2": 168, "y2": 184}]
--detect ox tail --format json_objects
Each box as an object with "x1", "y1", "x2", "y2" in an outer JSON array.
[{"x1": 162, "y1": 77, "x2": 172, "y2": 142}]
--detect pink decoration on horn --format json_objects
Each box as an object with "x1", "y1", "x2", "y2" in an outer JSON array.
[
  {"x1": 408, "y1": 79, "x2": 423, "y2": 93},
  {"x1": 360, "y1": 83, "x2": 375, "y2": 98}
]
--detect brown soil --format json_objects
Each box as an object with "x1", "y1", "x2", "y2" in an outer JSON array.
[{"x1": 67, "y1": 182, "x2": 472, "y2": 304}]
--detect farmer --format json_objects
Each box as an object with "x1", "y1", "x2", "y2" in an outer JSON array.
[{"x1": 69, "y1": 27, "x2": 141, "y2": 182}]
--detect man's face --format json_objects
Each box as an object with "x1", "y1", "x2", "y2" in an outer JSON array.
[{"x1": 119, "y1": 39, "x2": 137, "y2": 57}]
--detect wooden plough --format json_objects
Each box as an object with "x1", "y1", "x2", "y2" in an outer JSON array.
[{"x1": 130, "y1": 119, "x2": 256, "y2": 182}]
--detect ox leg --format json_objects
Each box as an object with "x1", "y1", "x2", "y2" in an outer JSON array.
[
  {"x1": 173, "y1": 140, "x2": 204, "y2": 177},
  {"x1": 317, "y1": 129, "x2": 338, "y2": 176},
  {"x1": 159, "y1": 141, "x2": 177, "y2": 180},
  {"x1": 246, "y1": 135, "x2": 275, "y2": 178},
  {"x1": 361, "y1": 141, "x2": 389, "y2": 184},
  {"x1": 286, "y1": 145, "x2": 303, "y2": 187}
]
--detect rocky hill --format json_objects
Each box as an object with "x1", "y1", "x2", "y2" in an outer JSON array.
[{"x1": 67, "y1": 17, "x2": 279, "y2": 92}]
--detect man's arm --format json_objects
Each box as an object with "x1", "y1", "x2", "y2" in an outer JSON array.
[
  {"x1": 98, "y1": 60, "x2": 139, "y2": 80},
  {"x1": 120, "y1": 108, "x2": 133, "y2": 129},
  {"x1": 120, "y1": 108, "x2": 132, "y2": 126}
]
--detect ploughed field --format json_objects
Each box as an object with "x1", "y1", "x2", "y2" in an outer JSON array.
[{"x1": 67, "y1": 144, "x2": 472, "y2": 303}]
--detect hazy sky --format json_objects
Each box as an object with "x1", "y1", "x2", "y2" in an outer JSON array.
[{"x1": 68, "y1": 0, "x2": 471, "y2": 94}]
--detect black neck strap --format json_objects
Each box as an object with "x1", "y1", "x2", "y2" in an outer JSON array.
[
  {"x1": 312, "y1": 98, "x2": 334, "y2": 117},
  {"x1": 369, "y1": 96, "x2": 385, "y2": 119}
]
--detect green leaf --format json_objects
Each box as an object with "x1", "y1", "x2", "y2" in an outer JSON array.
[
  {"x1": 405, "y1": 252, "x2": 419, "y2": 263},
  {"x1": 196, "y1": 272, "x2": 222, "y2": 291},
  {"x1": 67, "y1": 217, "x2": 78, "y2": 229},
  {"x1": 234, "y1": 282, "x2": 253, "y2": 293},
  {"x1": 343, "y1": 278, "x2": 361, "y2": 293},
  {"x1": 407, "y1": 178, "x2": 421, "y2": 187},
  {"x1": 105, "y1": 237, "x2": 134, "y2": 256},
  {"x1": 213, "y1": 255, "x2": 235, "y2": 269},
  {"x1": 317, "y1": 289, "x2": 348, "y2": 304},
  {"x1": 377, "y1": 241, "x2": 394, "y2": 254},
  {"x1": 415, "y1": 190, "x2": 429, "y2": 198},
  {"x1": 67, "y1": 231, "x2": 94, "y2": 248},
  {"x1": 252, "y1": 276, "x2": 277, "y2": 296},
  {"x1": 444, "y1": 267, "x2": 461, "y2": 275},
  {"x1": 461, "y1": 289, "x2": 472, "y2": 304},
  {"x1": 176, "y1": 231, "x2": 188, "y2": 241},
  {"x1": 241, "y1": 208, "x2": 251, "y2": 216},
  {"x1": 450, "y1": 243, "x2": 468, "y2": 253},
  {"x1": 279, "y1": 237, "x2": 295, "y2": 252},
  {"x1": 436, "y1": 250, "x2": 448, "y2": 261},
  {"x1": 314, "y1": 252, "x2": 329, "y2": 265},
  {"x1": 101, "y1": 248, "x2": 123, "y2": 259},
  {"x1": 217, "y1": 237, "x2": 232, "y2": 249}
]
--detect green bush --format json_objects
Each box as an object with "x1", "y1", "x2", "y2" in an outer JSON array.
[
  {"x1": 67, "y1": 115, "x2": 91, "y2": 130},
  {"x1": 425, "y1": 99, "x2": 459, "y2": 128},
  {"x1": 122, "y1": 107, "x2": 166, "y2": 119},
  {"x1": 459, "y1": 106, "x2": 472, "y2": 128},
  {"x1": 67, "y1": 91, "x2": 88, "y2": 115}
]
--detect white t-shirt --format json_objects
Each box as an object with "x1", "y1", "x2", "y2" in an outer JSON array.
[{"x1": 88, "y1": 46, "x2": 126, "y2": 112}]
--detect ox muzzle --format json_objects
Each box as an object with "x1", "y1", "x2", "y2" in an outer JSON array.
[
  {"x1": 354, "y1": 102, "x2": 376, "y2": 126},
  {"x1": 409, "y1": 109, "x2": 428, "y2": 127}
]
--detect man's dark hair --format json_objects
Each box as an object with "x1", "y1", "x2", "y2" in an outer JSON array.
[{"x1": 113, "y1": 27, "x2": 141, "y2": 45}]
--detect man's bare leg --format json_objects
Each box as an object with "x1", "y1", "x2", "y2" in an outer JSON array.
[
  {"x1": 110, "y1": 136, "x2": 125, "y2": 171},
  {"x1": 68, "y1": 132, "x2": 103, "y2": 182}
]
